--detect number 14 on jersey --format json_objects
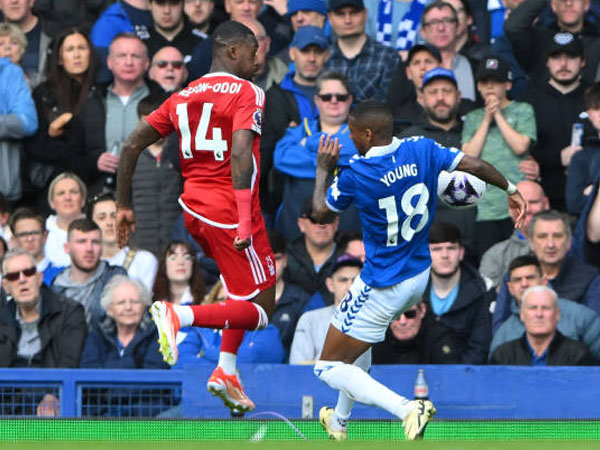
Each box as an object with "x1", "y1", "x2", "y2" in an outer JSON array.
[{"x1": 176, "y1": 102, "x2": 228, "y2": 161}]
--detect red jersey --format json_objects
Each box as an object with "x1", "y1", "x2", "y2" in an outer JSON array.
[{"x1": 147, "y1": 72, "x2": 265, "y2": 227}]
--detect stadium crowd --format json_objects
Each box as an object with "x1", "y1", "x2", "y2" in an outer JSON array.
[{"x1": 2, "y1": 0, "x2": 600, "y2": 415}]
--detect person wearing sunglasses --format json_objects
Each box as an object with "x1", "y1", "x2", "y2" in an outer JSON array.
[
  {"x1": 273, "y1": 70, "x2": 361, "y2": 243},
  {"x1": 372, "y1": 302, "x2": 462, "y2": 364},
  {"x1": 0, "y1": 248, "x2": 86, "y2": 368},
  {"x1": 149, "y1": 46, "x2": 189, "y2": 93}
]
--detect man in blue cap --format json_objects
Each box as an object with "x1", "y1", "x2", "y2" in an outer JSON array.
[
  {"x1": 287, "y1": 0, "x2": 328, "y2": 31},
  {"x1": 260, "y1": 25, "x2": 330, "y2": 221}
]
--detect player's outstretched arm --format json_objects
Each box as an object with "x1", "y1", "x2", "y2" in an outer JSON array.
[
  {"x1": 231, "y1": 129, "x2": 255, "y2": 251},
  {"x1": 312, "y1": 135, "x2": 341, "y2": 224},
  {"x1": 116, "y1": 118, "x2": 162, "y2": 247},
  {"x1": 456, "y1": 155, "x2": 527, "y2": 229}
]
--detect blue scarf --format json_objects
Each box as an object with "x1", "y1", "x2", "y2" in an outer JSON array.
[{"x1": 377, "y1": 0, "x2": 427, "y2": 51}]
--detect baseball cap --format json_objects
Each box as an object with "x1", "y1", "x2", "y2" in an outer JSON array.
[
  {"x1": 546, "y1": 32, "x2": 584, "y2": 59},
  {"x1": 476, "y1": 57, "x2": 512, "y2": 82},
  {"x1": 407, "y1": 44, "x2": 442, "y2": 65},
  {"x1": 291, "y1": 25, "x2": 330, "y2": 50},
  {"x1": 329, "y1": 0, "x2": 364, "y2": 12},
  {"x1": 288, "y1": 0, "x2": 328, "y2": 16},
  {"x1": 328, "y1": 253, "x2": 363, "y2": 277},
  {"x1": 421, "y1": 67, "x2": 457, "y2": 89}
]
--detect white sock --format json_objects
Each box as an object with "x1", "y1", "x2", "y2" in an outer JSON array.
[
  {"x1": 172, "y1": 304, "x2": 194, "y2": 327},
  {"x1": 315, "y1": 360, "x2": 413, "y2": 420},
  {"x1": 332, "y1": 349, "x2": 372, "y2": 426},
  {"x1": 218, "y1": 351, "x2": 237, "y2": 375}
]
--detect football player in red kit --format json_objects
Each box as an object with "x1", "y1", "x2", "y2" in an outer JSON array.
[{"x1": 116, "y1": 21, "x2": 275, "y2": 414}]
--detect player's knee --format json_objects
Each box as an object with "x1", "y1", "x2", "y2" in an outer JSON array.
[
  {"x1": 314, "y1": 360, "x2": 344, "y2": 386},
  {"x1": 252, "y1": 302, "x2": 269, "y2": 330}
]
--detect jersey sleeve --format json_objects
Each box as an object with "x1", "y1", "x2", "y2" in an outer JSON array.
[
  {"x1": 326, "y1": 168, "x2": 355, "y2": 213},
  {"x1": 232, "y1": 82, "x2": 265, "y2": 136},
  {"x1": 432, "y1": 140, "x2": 464, "y2": 173},
  {"x1": 145, "y1": 95, "x2": 175, "y2": 137}
]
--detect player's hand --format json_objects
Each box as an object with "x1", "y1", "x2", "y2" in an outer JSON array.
[
  {"x1": 116, "y1": 206, "x2": 135, "y2": 248},
  {"x1": 48, "y1": 112, "x2": 73, "y2": 137},
  {"x1": 508, "y1": 190, "x2": 527, "y2": 230},
  {"x1": 233, "y1": 236, "x2": 251, "y2": 251},
  {"x1": 519, "y1": 156, "x2": 540, "y2": 180},
  {"x1": 317, "y1": 135, "x2": 341, "y2": 172},
  {"x1": 97, "y1": 152, "x2": 120, "y2": 172}
]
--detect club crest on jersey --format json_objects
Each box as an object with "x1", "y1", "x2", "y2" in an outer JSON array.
[
  {"x1": 252, "y1": 108, "x2": 262, "y2": 134},
  {"x1": 266, "y1": 255, "x2": 275, "y2": 276}
]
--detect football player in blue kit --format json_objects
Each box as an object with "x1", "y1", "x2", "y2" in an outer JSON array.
[{"x1": 312, "y1": 101, "x2": 527, "y2": 441}]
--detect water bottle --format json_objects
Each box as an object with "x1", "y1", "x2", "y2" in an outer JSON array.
[
  {"x1": 104, "y1": 141, "x2": 121, "y2": 191},
  {"x1": 571, "y1": 123, "x2": 584, "y2": 147},
  {"x1": 414, "y1": 368, "x2": 429, "y2": 400}
]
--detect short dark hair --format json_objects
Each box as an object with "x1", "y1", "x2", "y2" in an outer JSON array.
[
  {"x1": 267, "y1": 229, "x2": 286, "y2": 254},
  {"x1": 337, "y1": 231, "x2": 363, "y2": 253},
  {"x1": 315, "y1": 70, "x2": 353, "y2": 96},
  {"x1": 422, "y1": 1, "x2": 458, "y2": 26},
  {"x1": 585, "y1": 82, "x2": 600, "y2": 110},
  {"x1": 9, "y1": 207, "x2": 45, "y2": 234},
  {"x1": 86, "y1": 192, "x2": 115, "y2": 220},
  {"x1": 212, "y1": 21, "x2": 256, "y2": 54},
  {"x1": 349, "y1": 100, "x2": 394, "y2": 141},
  {"x1": 68, "y1": 217, "x2": 100, "y2": 238},
  {"x1": 508, "y1": 254, "x2": 542, "y2": 278},
  {"x1": 528, "y1": 210, "x2": 572, "y2": 239},
  {"x1": 429, "y1": 222, "x2": 462, "y2": 244}
]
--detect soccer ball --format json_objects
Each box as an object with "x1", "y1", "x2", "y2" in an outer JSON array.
[{"x1": 437, "y1": 170, "x2": 486, "y2": 209}]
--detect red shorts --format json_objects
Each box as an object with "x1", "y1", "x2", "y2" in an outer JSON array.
[{"x1": 184, "y1": 211, "x2": 276, "y2": 299}]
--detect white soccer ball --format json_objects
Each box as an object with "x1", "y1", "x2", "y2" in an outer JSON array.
[{"x1": 437, "y1": 170, "x2": 486, "y2": 209}]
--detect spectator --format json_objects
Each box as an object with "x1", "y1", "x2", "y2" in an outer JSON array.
[
  {"x1": 283, "y1": 198, "x2": 343, "y2": 306},
  {"x1": 0, "y1": 46, "x2": 36, "y2": 206},
  {"x1": 519, "y1": 32, "x2": 587, "y2": 211},
  {"x1": 0, "y1": 192, "x2": 12, "y2": 244},
  {"x1": 567, "y1": 82, "x2": 600, "y2": 215},
  {"x1": 0, "y1": 0, "x2": 64, "y2": 87},
  {"x1": 372, "y1": 302, "x2": 463, "y2": 364},
  {"x1": 174, "y1": 279, "x2": 285, "y2": 367},
  {"x1": 424, "y1": 222, "x2": 493, "y2": 364},
  {"x1": 225, "y1": 0, "x2": 263, "y2": 21},
  {"x1": 51, "y1": 218, "x2": 127, "y2": 327},
  {"x1": 288, "y1": 0, "x2": 328, "y2": 30},
  {"x1": 419, "y1": 1, "x2": 476, "y2": 101},
  {"x1": 289, "y1": 254, "x2": 362, "y2": 363},
  {"x1": 489, "y1": 285, "x2": 597, "y2": 365},
  {"x1": 9, "y1": 207, "x2": 63, "y2": 285},
  {"x1": 399, "y1": 68, "x2": 477, "y2": 265},
  {"x1": 480, "y1": 180, "x2": 550, "y2": 290},
  {"x1": 80, "y1": 275, "x2": 168, "y2": 368},
  {"x1": 88, "y1": 193, "x2": 158, "y2": 292},
  {"x1": 103, "y1": 33, "x2": 151, "y2": 188},
  {"x1": 130, "y1": 94, "x2": 183, "y2": 256},
  {"x1": 494, "y1": 209, "x2": 600, "y2": 329},
  {"x1": 445, "y1": 0, "x2": 489, "y2": 64},
  {"x1": 273, "y1": 71, "x2": 360, "y2": 242},
  {"x1": 148, "y1": 46, "x2": 188, "y2": 93},
  {"x1": 142, "y1": 0, "x2": 212, "y2": 80},
  {"x1": 267, "y1": 229, "x2": 311, "y2": 355},
  {"x1": 184, "y1": 0, "x2": 216, "y2": 36},
  {"x1": 582, "y1": 173, "x2": 600, "y2": 267},
  {"x1": 490, "y1": 255, "x2": 600, "y2": 360},
  {"x1": 260, "y1": 26, "x2": 329, "y2": 219},
  {"x1": 44, "y1": 173, "x2": 86, "y2": 268},
  {"x1": 35, "y1": 0, "x2": 114, "y2": 30},
  {"x1": 90, "y1": 0, "x2": 153, "y2": 84},
  {"x1": 151, "y1": 240, "x2": 205, "y2": 305},
  {"x1": 337, "y1": 231, "x2": 365, "y2": 262},
  {"x1": 462, "y1": 57, "x2": 536, "y2": 255},
  {"x1": 0, "y1": 23, "x2": 26, "y2": 66},
  {"x1": 23, "y1": 28, "x2": 104, "y2": 208},
  {"x1": 504, "y1": 0, "x2": 600, "y2": 86},
  {"x1": 238, "y1": 18, "x2": 288, "y2": 91},
  {"x1": 0, "y1": 248, "x2": 86, "y2": 367},
  {"x1": 325, "y1": 0, "x2": 400, "y2": 102}
]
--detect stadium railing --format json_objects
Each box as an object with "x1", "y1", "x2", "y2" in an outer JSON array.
[{"x1": 1, "y1": 365, "x2": 599, "y2": 419}]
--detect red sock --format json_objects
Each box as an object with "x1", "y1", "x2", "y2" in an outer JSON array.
[
  {"x1": 190, "y1": 299, "x2": 259, "y2": 330},
  {"x1": 221, "y1": 329, "x2": 245, "y2": 354}
]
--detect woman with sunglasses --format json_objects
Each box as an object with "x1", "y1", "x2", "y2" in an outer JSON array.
[
  {"x1": 23, "y1": 27, "x2": 105, "y2": 211},
  {"x1": 273, "y1": 70, "x2": 361, "y2": 243}
]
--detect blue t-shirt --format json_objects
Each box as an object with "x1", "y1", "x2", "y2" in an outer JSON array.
[
  {"x1": 326, "y1": 136, "x2": 463, "y2": 288},
  {"x1": 429, "y1": 284, "x2": 459, "y2": 316}
]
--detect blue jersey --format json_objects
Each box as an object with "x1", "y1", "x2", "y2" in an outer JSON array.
[{"x1": 326, "y1": 136, "x2": 463, "y2": 288}]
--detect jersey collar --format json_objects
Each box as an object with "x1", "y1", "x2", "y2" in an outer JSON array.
[{"x1": 364, "y1": 137, "x2": 401, "y2": 159}]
